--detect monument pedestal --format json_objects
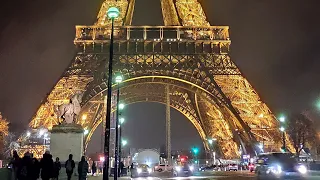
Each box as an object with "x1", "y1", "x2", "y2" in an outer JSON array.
[{"x1": 50, "y1": 124, "x2": 84, "y2": 162}]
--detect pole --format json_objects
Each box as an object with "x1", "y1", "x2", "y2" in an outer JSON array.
[
  {"x1": 114, "y1": 83, "x2": 120, "y2": 179},
  {"x1": 118, "y1": 123, "x2": 122, "y2": 177},
  {"x1": 282, "y1": 131, "x2": 286, "y2": 152},
  {"x1": 165, "y1": 85, "x2": 171, "y2": 166},
  {"x1": 103, "y1": 17, "x2": 115, "y2": 180}
]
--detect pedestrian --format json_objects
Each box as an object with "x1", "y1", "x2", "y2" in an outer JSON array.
[
  {"x1": 9, "y1": 150, "x2": 21, "y2": 180},
  {"x1": 29, "y1": 153, "x2": 40, "y2": 180},
  {"x1": 91, "y1": 161, "x2": 97, "y2": 176},
  {"x1": 119, "y1": 161, "x2": 124, "y2": 176},
  {"x1": 17, "y1": 152, "x2": 32, "y2": 180},
  {"x1": 65, "y1": 154, "x2": 76, "y2": 180},
  {"x1": 53, "y1": 157, "x2": 62, "y2": 180},
  {"x1": 78, "y1": 156, "x2": 89, "y2": 180},
  {"x1": 40, "y1": 151, "x2": 54, "y2": 180}
]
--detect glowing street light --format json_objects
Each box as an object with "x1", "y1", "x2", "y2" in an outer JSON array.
[
  {"x1": 119, "y1": 117, "x2": 125, "y2": 124},
  {"x1": 119, "y1": 103, "x2": 125, "y2": 110},
  {"x1": 115, "y1": 75, "x2": 123, "y2": 83},
  {"x1": 279, "y1": 116, "x2": 286, "y2": 123},
  {"x1": 26, "y1": 131, "x2": 31, "y2": 137},
  {"x1": 208, "y1": 139, "x2": 213, "y2": 145},
  {"x1": 84, "y1": 129, "x2": 89, "y2": 135},
  {"x1": 107, "y1": 7, "x2": 120, "y2": 19},
  {"x1": 280, "y1": 126, "x2": 285, "y2": 132},
  {"x1": 122, "y1": 139, "x2": 128, "y2": 146}
]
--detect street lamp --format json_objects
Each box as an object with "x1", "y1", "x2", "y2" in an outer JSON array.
[
  {"x1": 114, "y1": 74, "x2": 124, "y2": 179},
  {"x1": 26, "y1": 131, "x2": 31, "y2": 137},
  {"x1": 119, "y1": 103, "x2": 125, "y2": 110},
  {"x1": 121, "y1": 139, "x2": 128, "y2": 146},
  {"x1": 84, "y1": 129, "x2": 89, "y2": 135},
  {"x1": 207, "y1": 138, "x2": 217, "y2": 164},
  {"x1": 119, "y1": 117, "x2": 125, "y2": 125},
  {"x1": 279, "y1": 114, "x2": 286, "y2": 152},
  {"x1": 104, "y1": 6, "x2": 120, "y2": 180}
]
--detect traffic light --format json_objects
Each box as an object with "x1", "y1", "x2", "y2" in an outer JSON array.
[{"x1": 192, "y1": 147, "x2": 199, "y2": 155}]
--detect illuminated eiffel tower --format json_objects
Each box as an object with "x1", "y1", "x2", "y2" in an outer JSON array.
[{"x1": 19, "y1": 0, "x2": 293, "y2": 159}]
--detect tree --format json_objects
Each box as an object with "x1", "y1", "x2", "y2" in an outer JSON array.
[
  {"x1": 0, "y1": 112, "x2": 9, "y2": 136},
  {"x1": 0, "y1": 112, "x2": 9, "y2": 158},
  {"x1": 287, "y1": 113, "x2": 316, "y2": 156}
]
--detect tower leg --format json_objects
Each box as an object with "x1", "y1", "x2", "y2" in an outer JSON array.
[{"x1": 166, "y1": 85, "x2": 171, "y2": 166}]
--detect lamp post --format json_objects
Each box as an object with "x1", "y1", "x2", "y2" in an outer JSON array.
[
  {"x1": 118, "y1": 117, "x2": 124, "y2": 177},
  {"x1": 114, "y1": 75, "x2": 123, "y2": 179},
  {"x1": 104, "y1": 6, "x2": 120, "y2": 180},
  {"x1": 208, "y1": 138, "x2": 217, "y2": 165},
  {"x1": 279, "y1": 115, "x2": 286, "y2": 152}
]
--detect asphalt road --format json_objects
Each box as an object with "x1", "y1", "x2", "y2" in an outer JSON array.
[{"x1": 86, "y1": 170, "x2": 320, "y2": 180}]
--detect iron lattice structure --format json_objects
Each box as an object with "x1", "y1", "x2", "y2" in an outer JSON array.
[{"x1": 22, "y1": 0, "x2": 293, "y2": 159}]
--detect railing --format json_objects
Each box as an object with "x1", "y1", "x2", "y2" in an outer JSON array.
[{"x1": 74, "y1": 26, "x2": 230, "y2": 43}]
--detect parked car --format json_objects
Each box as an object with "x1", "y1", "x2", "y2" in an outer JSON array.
[
  {"x1": 154, "y1": 164, "x2": 173, "y2": 172},
  {"x1": 227, "y1": 164, "x2": 238, "y2": 171}
]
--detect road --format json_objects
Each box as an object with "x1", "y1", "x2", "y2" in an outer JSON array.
[{"x1": 85, "y1": 170, "x2": 320, "y2": 180}]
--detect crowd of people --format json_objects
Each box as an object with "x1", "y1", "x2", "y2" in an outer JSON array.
[{"x1": 8, "y1": 150, "x2": 89, "y2": 180}]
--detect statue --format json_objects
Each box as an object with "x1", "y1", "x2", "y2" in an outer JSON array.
[{"x1": 55, "y1": 92, "x2": 84, "y2": 124}]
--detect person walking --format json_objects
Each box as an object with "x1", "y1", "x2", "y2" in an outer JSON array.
[
  {"x1": 91, "y1": 161, "x2": 97, "y2": 176},
  {"x1": 65, "y1": 154, "x2": 76, "y2": 180},
  {"x1": 29, "y1": 153, "x2": 40, "y2": 180},
  {"x1": 17, "y1": 152, "x2": 32, "y2": 180},
  {"x1": 40, "y1": 151, "x2": 54, "y2": 180},
  {"x1": 119, "y1": 161, "x2": 124, "y2": 176},
  {"x1": 78, "y1": 156, "x2": 89, "y2": 180},
  {"x1": 9, "y1": 150, "x2": 21, "y2": 180},
  {"x1": 53, "y1": 157, "x2": 61, "y2": 180}
]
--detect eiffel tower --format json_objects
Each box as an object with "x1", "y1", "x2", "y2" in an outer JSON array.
[{"x1": 20, "y1": 0, "x2": 293, "y2": 159}]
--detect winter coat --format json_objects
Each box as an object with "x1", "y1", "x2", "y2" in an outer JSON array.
[
  {"x1": 29, "y1": 158, "x2": 40, "y2": 180},
  {"x1": 65, "y1": 159, "x2": 76, "y2": 174},
  {"x1": 78, "y1": 160, "x2": 89, "y2": 180},
  {"x1": 40, "y1": 154, "x2": 54, "y2": 179},
  {"x1": 17, "y1": 156, "x2": 32, "y2": 180},
  {"x1": 53, "y1": 161, "x2": 61, "y2": 177}
]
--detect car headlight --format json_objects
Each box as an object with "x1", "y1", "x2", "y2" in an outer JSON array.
[
  {"x1": 148, "y1": 168, "x2": 152, "y2": 173},
  {"x1": 137, "y1": 168, "x2": 142, "y2": 174},
  {"x1": 267, "y1": 165, "x2": 282, "y2": 174},
  {"x1": 189, "y1": 166, "x2": 194, "y2": 171},
  {"x1": 175, "y1": 166, "x2": 181, "y2": 172},
  {"x1": 298, "y1": 165, "x2": 307, "y2": 174}
]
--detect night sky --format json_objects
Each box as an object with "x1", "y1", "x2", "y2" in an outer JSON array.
[{"x1": 1, "y1": 0, "x2": 320, "y2": 153}]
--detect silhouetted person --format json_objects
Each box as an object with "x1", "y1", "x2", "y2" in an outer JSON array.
[
  {"x1": 78, "y1": 156, "x2": 89, "y2": 180},
  {"x1": 40, "y1": 151, "x2": 54, "y2": 180},
  {"x1": 53, "y1": 157, "x2": 61, "y2": 180},
  {"x1": 29, "y1": 153, "x2": 40, "y2": 180},
  {"x1": 65, "y1": 154, "x2": 76, "y2": 180},
  {"x1": 119, "y1": 161, "x2": 124, "y2": 176},
  {"x1": 9, "y1": 150, "x2": 21, "y2": 180},
  {"x1": 91, "y1": 161, "x2": 97, "y2": 176},
  {"x1": 17, "y1": 152, "x2": 32, "y2": 180}
]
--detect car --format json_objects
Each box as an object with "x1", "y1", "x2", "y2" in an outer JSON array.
[
  {"x1": 227, "y1": 164, "x2": 238, "y2": 171},
  {"x1": 255, "y1": 152, "x2": 308, "y2": 180},
  {"x1": 173, "y1": 164, "x2": 194, "y2": 176},
  {"x1": 154, "y1": 164, "x2": 173, "y2": 172},
  {"x1": 131, "y1": 164, "x2": 152, "y2": 178}
]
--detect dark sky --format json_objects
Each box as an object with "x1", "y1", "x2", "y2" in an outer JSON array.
[{"x1": 1, "y1": 0, "x2": 320, "y2": 151}]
